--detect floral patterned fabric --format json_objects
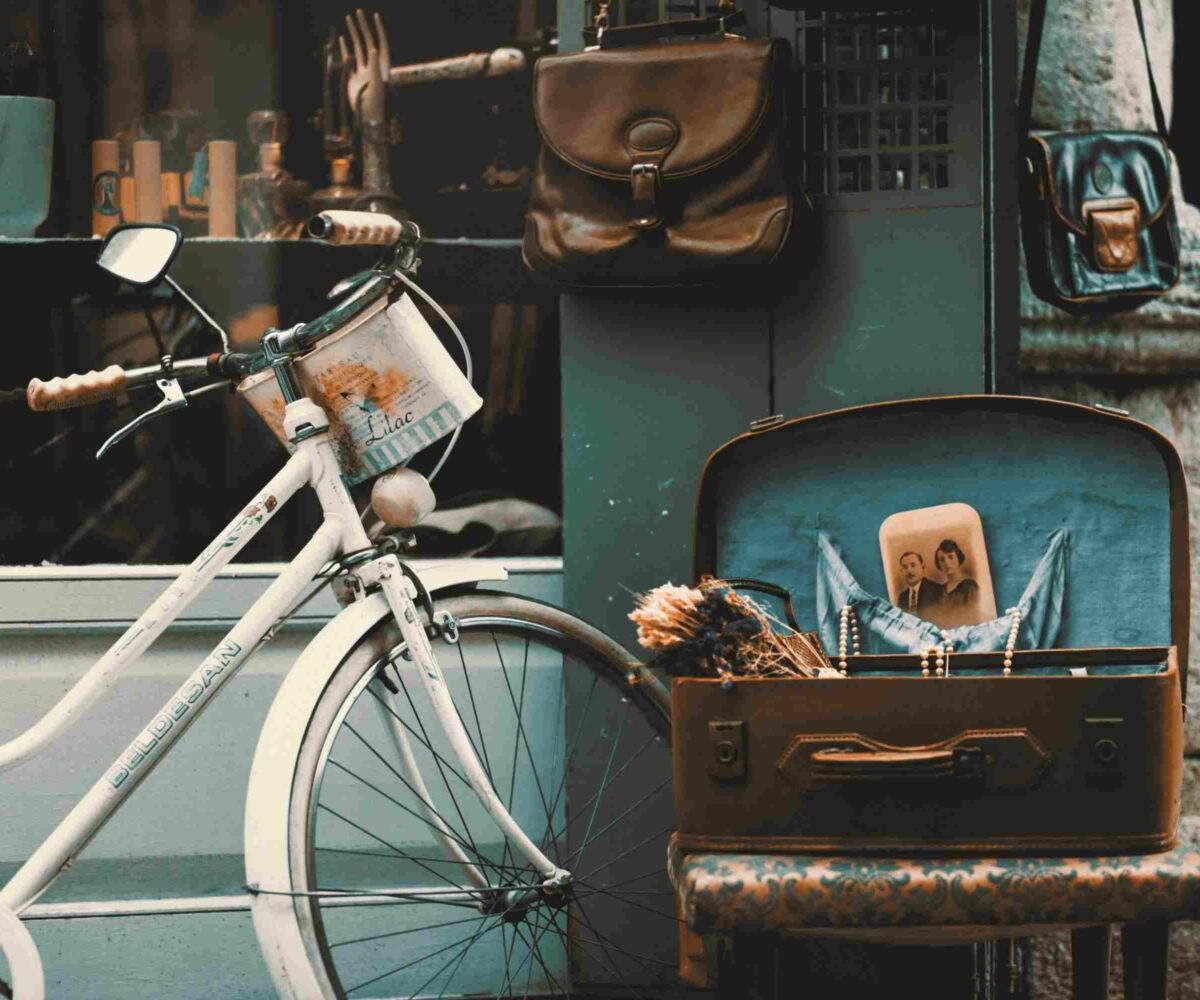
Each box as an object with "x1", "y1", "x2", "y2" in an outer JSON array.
[{"x1": 669, "y1": 837, "x2": 1200, "y2": 933}]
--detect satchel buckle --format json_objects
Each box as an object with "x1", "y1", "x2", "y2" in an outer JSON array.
[
  {"x1": 1082, "y1": 196, "x2": 1140, "y2": 273},
  {"x1": 630, "y1": 162, "x2": 662, "y2": 230}
]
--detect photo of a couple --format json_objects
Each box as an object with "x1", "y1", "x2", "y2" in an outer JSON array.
[{"x1": 880, "y1": 504, "x2": 997, "y2": 629}]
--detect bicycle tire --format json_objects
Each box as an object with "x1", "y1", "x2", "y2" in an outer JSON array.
[{"x1": 281, "y1": 592, "x2": 678, "y2": 999}]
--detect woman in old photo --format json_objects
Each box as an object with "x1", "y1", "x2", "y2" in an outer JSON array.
[{"x1": 935, "y1": 538, "x2": 979, "y2": 614}]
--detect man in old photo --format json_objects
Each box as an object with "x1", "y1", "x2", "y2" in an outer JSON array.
[{"x1": 895, "y1": 551, "x2": 944, "y2": 613}]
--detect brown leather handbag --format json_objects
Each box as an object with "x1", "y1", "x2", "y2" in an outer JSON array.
[{"x1": 523, "y1": 5, "x2": 799, "y2": 288}]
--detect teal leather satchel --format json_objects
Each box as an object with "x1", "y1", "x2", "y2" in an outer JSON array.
[{"x1": 1019, "y1": 0, "x2": 1179, "y2": 313}]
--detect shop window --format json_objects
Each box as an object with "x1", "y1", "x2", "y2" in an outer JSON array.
[{"x1": 2, "y1": 1, "x2": 561, "y2": 565}]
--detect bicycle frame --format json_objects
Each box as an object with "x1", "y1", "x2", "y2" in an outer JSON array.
[{"x1": 0, "y1": 397, "x2": 564, "y2": 930}]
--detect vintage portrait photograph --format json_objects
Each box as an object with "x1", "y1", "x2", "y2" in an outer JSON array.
[{"x1": 879, "y1": 503, "x2": 998, "y2": 629}]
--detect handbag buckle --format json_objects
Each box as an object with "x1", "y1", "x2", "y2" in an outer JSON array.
[
  {"x1": 1082, "y1": 196, "x2": 1140, "y2": 273},
  {"x1": 630, "y1": 162, "x2": 662, "y2": 230}
]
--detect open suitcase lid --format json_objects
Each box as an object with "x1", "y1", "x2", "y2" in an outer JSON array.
[{"x1": 693, "y1": 395, "x2": 1189, "y2": 701}]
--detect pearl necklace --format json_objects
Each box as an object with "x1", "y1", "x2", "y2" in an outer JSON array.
[
  {"x1": 1004, "y1": 606, "x2": 1022, "y2": 676},
  {"x1": 837, "y1": 604, "x2": 860, "y2": 675},
  {"x1": 840, "y1": 606, "x2": 1022, "y2": 678},
  {"x1": 920, "y1": 629, "x2": 953, "y2": 677}
]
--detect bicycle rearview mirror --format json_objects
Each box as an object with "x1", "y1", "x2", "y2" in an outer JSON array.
[{"x1": 96, "y1": 224, "x2": 183, "y2": 286}]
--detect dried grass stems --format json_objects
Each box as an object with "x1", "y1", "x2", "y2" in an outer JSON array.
[{"x1": 629, "y1": 578, "x2": 838, "y2": 681}]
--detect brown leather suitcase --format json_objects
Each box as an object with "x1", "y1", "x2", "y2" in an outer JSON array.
[{"x1": 673, "y1": 396, "x2": 1188, "y2": 854}]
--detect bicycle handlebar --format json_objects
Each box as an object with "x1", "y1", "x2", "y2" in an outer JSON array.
[
  {"x1": 27, "y1": 366, "x2": 128, "y2": 411},
  {"x1": 308, "y1": 210, "x2": 405, "y2": 246},
  {"x1": 27, "y1": 357, "x2": 219, "y2": 411},
  {"x1": 28, "y1": 212, "x2": 418, "y2": 415}
]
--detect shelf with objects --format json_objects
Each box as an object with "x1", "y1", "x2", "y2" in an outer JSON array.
[{"x1": 0, "y1": 0, "x2": 562, "y2": 566}]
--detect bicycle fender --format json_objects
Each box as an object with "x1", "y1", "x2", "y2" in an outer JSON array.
[
  {"x1": 409, "y1": 557, "x2": 508, "y2": 594},
  {"x1": 245, "y1": 593, "x2": 394, "y2": 1000}
]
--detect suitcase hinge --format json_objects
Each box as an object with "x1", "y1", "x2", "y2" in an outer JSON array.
[{"x1": 749, "y1": 414, "x2": 784, "y2": 432}]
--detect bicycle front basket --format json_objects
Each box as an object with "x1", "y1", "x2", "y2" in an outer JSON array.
[{"x1": 238, "y1": 295, "x2": 482, "y2": 485}]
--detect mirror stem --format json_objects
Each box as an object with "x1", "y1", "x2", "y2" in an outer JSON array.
[{"x1": 163, "y1": 274, "x2": 231, "y2": 353}]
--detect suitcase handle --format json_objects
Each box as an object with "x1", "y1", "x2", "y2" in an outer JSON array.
[
  {"x1": 715, "y1": 578, "x2": 802, "y2": 632},
  {"x1": 812, "y1": 747, "x2": 981, "y2": 782}
]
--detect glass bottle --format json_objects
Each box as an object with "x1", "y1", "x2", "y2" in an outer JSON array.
[{"x1": 237, "y1": 110, "x2": 312, "y2": 239}]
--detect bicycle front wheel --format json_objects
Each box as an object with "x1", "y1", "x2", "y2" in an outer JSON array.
[{"x1": 282, "y1": 592, "x2": 677, "y2": 999}]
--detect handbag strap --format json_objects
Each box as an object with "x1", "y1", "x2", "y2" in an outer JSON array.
[
  {"x1": 583, "y1": 1, "x2": 745, "y2": 49},
  {"x1": 1019, "y1": 0, "x2": 1168, "y2": 139}
]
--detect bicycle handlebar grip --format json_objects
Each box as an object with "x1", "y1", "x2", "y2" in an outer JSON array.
[
  {"x1": 308, "y1": 210, "x2": 405, "y2": 246},
  {"x1": 27, "y1": 365, "x2": 128, "y2": 411}
]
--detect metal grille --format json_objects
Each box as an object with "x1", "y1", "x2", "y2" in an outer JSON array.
[{"x1": 791, "y1": 9, "x2": 955, "y2": 196}]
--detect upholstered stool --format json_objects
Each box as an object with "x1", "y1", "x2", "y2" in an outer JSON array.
[{"x1": 669, "y1": 839, "x2": 1200, "y2": 998}]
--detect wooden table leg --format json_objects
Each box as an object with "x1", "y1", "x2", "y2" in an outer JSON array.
[
  {"x1": 1121, "y1": 921, "x2": 1170, "y2": 1000},
  {"x1": 1071, "y1": 925, "x2": 1111, "y2": 1000}
]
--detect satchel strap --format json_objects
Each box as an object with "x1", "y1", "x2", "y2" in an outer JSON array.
[{"x1": 1019, "y1": 0, "x2": 1168, "y2": 139}]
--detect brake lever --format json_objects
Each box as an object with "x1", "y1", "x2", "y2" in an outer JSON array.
[{"x1": 96, "y1": 377, "x2": 186, "y2": 459}]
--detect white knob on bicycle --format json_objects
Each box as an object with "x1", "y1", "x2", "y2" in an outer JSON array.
[{"x1": 371, "y1": 468, "x2": 436, "y2": 528}]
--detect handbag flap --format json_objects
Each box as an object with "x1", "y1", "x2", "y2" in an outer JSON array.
[
  {"x1": 532, "y1": 37, "x2": 784, "y2": 181},
  {"x1": 1027, "y1": 131, "x2": 1173, "y2": 235}
]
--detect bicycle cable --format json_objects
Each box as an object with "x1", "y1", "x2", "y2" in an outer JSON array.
[{"x1": 393, "y1": 269, "x2": 471, "y2": 485}]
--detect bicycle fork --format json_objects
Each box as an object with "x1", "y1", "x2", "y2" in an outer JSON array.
[
  {"x1": 357, "y1": 553, "x2": 572, "y2": 902},
  {"x1": 297, "y1": 399, "x2": 571, "y2": 905}
]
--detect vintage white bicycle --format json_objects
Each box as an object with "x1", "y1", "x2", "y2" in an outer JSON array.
[{"x1": 0, "y1": 214, "x2": 675, "y2": 999}]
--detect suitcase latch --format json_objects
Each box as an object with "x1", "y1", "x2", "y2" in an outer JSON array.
[
  {"x1": 953, "y1": 746, "x2": 990, "y2": 779},
  {"x1": 708, "y1": 720, "x2": 746, "y2": 780}
]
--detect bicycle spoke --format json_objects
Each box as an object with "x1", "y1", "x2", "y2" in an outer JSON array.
[
  {"x1": 324, "y1": 753, "x2": 490, "y2": 881},
  {"x1": 541, "y1": 731, "x2": 662, "y2": 854},
  {"x1": 330, "y1": 914, "x2": 479, "y2": 949},
  {"x1": 456, "y1": 635, "x2": 520, "y2": 884},
  {"x1": 512, "y1": 913, "x2": 567, "y2": 997},
  {"x1": 499, "y1": 920, "x2": 520, "y2": 998},
  {"x1": 372, "y1": 675, "x2": 489, "y2": 873},
  {"x1": 342, "y1": 917, "x2": 504, "y2": 996},
  {"x1": 581, "y1": 867, "x2": 672, "y2": 894},
  {"x1": 316, "y1": 801, "x2": 470, "y2": 895},
  {"x1": 538, "y1": 672, "x2": 600, "y2": 853},
  {"x1": 316, "y1": 845, "x2": 492, "y2": 868},
  {"x1": 362, "y1": 683, "x2": 473, "y2": 788},
  {"x1": 455, "y1": 637, "x2": 497, "y2": 782},
  {"x1": 578, "y1": 824, "x2": 676, "y2": 884},
  {"x1": 551, "y1": 902, "x2": 647, "y2": 999},
  {"x1": 494, "y1": 632, "x2": 563, "y2": 861},
  {"x1": 575, "y1": 883, "x2": 681, "y2": 924},
  {"x1": 574, "y1": 897, "x2": 676, "y2": 974},
  {"x1": 574, "y1": 702, "x2": 629, "y2": 872},
  {"x1": 567, "y1": 776, "x2": 672, "y2": 868},
  {"x1": 330, "y1": 739, "x2": 472, "y2": 858},
  {"x1": 434, "y1": 913, "x2": 489, "y2": 1000}
]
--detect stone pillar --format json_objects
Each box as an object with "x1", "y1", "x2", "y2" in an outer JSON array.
[
  {"x1": 1017, "y1": 0, "x2": 1173, "y2": 132},
  {"x1": 1017, "y1": 1, "x2": 1200, "y2": 995}
]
